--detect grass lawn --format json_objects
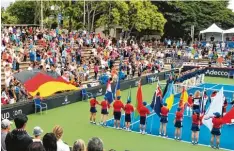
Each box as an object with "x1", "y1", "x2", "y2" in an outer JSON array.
[{"x1": 25, "y1": 77, "x2": 231, "y2": 151}]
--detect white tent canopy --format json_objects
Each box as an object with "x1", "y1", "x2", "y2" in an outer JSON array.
[
  {"x1": 223, "y1": 27, "x2": 234, "y2": 34},
  {"x1": 200, "y1": 23, "x2": 223, "y2": 34}
]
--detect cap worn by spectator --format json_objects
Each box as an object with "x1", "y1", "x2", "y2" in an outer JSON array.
[
  {"x1": 33, "y1": 126, "x2": 43, "y2": 136},
  {"x1": 1, "y1": 119, "x2": 13, "y2": 129}
]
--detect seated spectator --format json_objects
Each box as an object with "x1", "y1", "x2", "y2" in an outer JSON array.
[
  {"x1": 52, "y1": 125, "x2": 70, "y2": 151},
  {"x1": 5, "y1": 114, "x2": 33, "y2": 151},
  {"x1": 43, "y1": 133, "x2": 57, "y2": 151},
  {"x1": 27, "y1": 142, "x2": 46, "y2": 151},
  {"x1": 73, "y1": 139, "x2": 86, "y2": 151},
  {"x1": 87, "y1": 137, "x2": 104, "y2": 151},
  {"x1": 1, "y1": 119, "x2": 13, "y2": 151},
  {"x1": 33, "y1": 126, "x2": 43, "y2": 143}
]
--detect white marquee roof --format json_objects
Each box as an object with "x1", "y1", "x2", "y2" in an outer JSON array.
[
  {"x1": 200, "y1": 23, "x2": 223, "y2": 34},
  {"x1": 223, "y1": 27, "x2": 234, "y2": 34}
]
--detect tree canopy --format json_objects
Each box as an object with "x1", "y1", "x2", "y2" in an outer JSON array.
[
  {"x1": 154, "y1": 1, "x2": 234, "y2": 39},
  {"x1": 2, "y1": 0, "x2": 234, "y2": 39}
]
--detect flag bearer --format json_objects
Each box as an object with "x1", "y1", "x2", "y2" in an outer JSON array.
[
  {"x1": 139, "y1": 102, "x2": 150, "y2": 134},
  {"x1": 174, "y1": 108, "x2": 183, "y2": 140},
  {"x1": 124, "y1": 100, "x2": 134, "y2": 131},
  {"x1": 159, "y1": 103, "x2": 169, "y2": 137},
  {"x1": 113, "y1": 96, "x2": 124, "y2": 129},
  {"x1": 89, "y1": 96, "x2": 99, "y2": 124}
]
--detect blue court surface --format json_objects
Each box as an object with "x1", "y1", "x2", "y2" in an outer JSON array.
[{"x1": 106, "y1": 83, "x2": 234, "y2": 150}]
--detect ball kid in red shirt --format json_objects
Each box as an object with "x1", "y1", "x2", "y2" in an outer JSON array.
[
  {"x1": 89, "y1": 96, "x2": 99, "y2": 124},
  {"x1": 159, "y1": 103, "x2": 169, "y2": 136},
  {"x1": 210, "y1": 112, "x2": 223, "y2": 149},
  {"x1": 191, "y1": 109, "x2": 202, "y2": 145},
  {"x1": 174, "y1": 107, "x2": 183, "y2": 140},
  {"x1": 113, "y1": 96, "x2": 124, "y2": 129},
  {"x1": 100, "y1": 97, "x2": 110, "y2": 126},
  {"x1": 124, "y1": 100, "x2": 134, "y2": 131},
  {"x1": 139, "y1": 102, "x2": 150, "y2": 134}
]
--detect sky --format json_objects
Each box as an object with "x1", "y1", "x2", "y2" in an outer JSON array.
[{"x1": 1, "y1": 0, "x2": 234, "y2": 11}]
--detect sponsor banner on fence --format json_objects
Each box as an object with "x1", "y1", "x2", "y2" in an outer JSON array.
[
  {"x1": 183, "y1": 66, "x2": 234, "y2": 78},
  {"x1": 1, "y1": 70, "x2": 173, "y2": 120}
]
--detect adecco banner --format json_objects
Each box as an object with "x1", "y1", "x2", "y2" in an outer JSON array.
[
  {"x1": 1, "y1": 70, "x2": 172, "y2": 120},
  {"x1": 183, "y1": 66, "x2": 234, "y2": 78},
  {"x1": 205, "y1": 68, "x2": 233, "y2": 77}
]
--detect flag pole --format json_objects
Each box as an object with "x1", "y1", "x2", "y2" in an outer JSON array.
[{"x1": 150, "y1": 79, "x2": 159, "y2": 134}]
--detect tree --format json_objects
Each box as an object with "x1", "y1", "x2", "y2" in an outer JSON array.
[
  {"x1": 96, "y1": 1, "x2": 166, "y2": 38},
  {"x1": 154, "y1": 1, "x2": 234, "y2": 39},
  {"x1": 7, "y1": 1, "x2": 37, "y2": 24},
  {"x1": 1, "y1": 8, "x2": 18, "y2": 24}
]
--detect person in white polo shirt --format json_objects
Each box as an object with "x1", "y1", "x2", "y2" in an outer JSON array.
[
  {"x1": 1, "y1": 119, "x2": 13, "y2": 151},
  {"x1": 53, "y1": 125, "x2": 70, "y2": 151}
]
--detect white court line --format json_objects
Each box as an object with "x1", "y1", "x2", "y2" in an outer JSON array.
[{"x1": 104, "y1": 125, "x2": 232, "y2": 151}]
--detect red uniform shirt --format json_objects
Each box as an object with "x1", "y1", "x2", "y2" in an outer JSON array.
[
  {"x1": 100, "y1": 100, "x2": 110, "y2": 109},
  {"x1": 161, "y1": 106, "x2": 169, "y2": 116},
  {"x1": 192, "y1": 114, "x2": 202, "y2": 125},
  {"x1": 113, "y1": 100, "x2": 124, "y2": 112},
  {"x1": 212, "y1": 117, "x2": 223, "y2": 129},
  {"x1": 139, "y1": 106, "x2": 150, "y2": 117},
  {"x1": 90, "y1": 98, "x2": 99, "y2": 107},
  {"x1": 124, "y1": 104, "x2": 134, "y2": 114},
  {"x1": 175, "y1": 111, "x2": 183, "y2": 121},
  {"x1": 187, "y1": 96, "x2": 193, "y2": 107}
]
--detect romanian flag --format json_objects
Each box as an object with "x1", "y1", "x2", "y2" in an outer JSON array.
[
  {"x1": 179, "y1": 86, "x2": 188, "y2": 110},
  {"x1": 135, "y1": 80, "x2": 143, "y2": 117},
  {"x1": 162, "y1": 82, "x2": 175, "y2": 110},
  {"x1": 114, "y1": 78, "x2": 121, "y2": 99},
  {"x1": 24, "y1": 73, "x2": 78, "y2": 97}
]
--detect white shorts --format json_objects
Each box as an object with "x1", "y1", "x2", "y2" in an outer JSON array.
[{"x1": 9, "y1": 98, "x2": 15, "y2": 104}]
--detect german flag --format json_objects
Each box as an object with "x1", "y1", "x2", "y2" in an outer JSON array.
[{"x1": 24, "y1": 73, "x2": 78, "y2": 97}]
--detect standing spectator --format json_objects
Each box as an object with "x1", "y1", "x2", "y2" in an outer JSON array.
[
  {"x1": 5, "y1": 114, "x2": 33, "y2": 151},
  {"x1": 73, "y1": 139, "x2": 86, "y2": 151},
  {"x1": 94, "y1": 63, "x2": 99, "y2": 80},
  {"x1": 1, "y1": 119, "x2": 12, "y2": 151},
  {"x1": 87, "y1": 137, "x2": 104, "y2": 151},
  {"x1": 52, "y1": 125, "x2": 70, "y2": 151},
  {"x1": 33, "y1": 126, "x2": 43, "y2": 143},
  {"x1": 43, "y1": 133, "x2": 57, "y2": 151}
]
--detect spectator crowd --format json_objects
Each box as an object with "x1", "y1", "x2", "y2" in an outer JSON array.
[
  {"x1": 2, "y1": 113, "x2": 107, "y2": 151},
  {"x1": 1, "y1": 26, "x2": 234, "y2": 106}
]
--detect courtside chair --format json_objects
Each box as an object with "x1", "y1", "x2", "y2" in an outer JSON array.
[
  {"x1": 34, "y1": 98, "x2": 47, "y2": 115},
  {"x1": 81, "y1": 89, "x2": 93, "y2": 101},
  {"x1": 146, "y1": 75, "x2": 156, "y2": 84},
  {"x1": 228, "y1": 70, "x2": 234, "y2": 79}
]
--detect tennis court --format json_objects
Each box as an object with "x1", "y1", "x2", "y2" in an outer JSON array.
[{"x1": 106, "y1": 83, "x2": 234, "y2": 150}]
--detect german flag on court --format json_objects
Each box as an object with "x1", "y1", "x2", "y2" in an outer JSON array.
[{"x1": 24, "y1": 73, "x2": 78, "y2": 97}]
